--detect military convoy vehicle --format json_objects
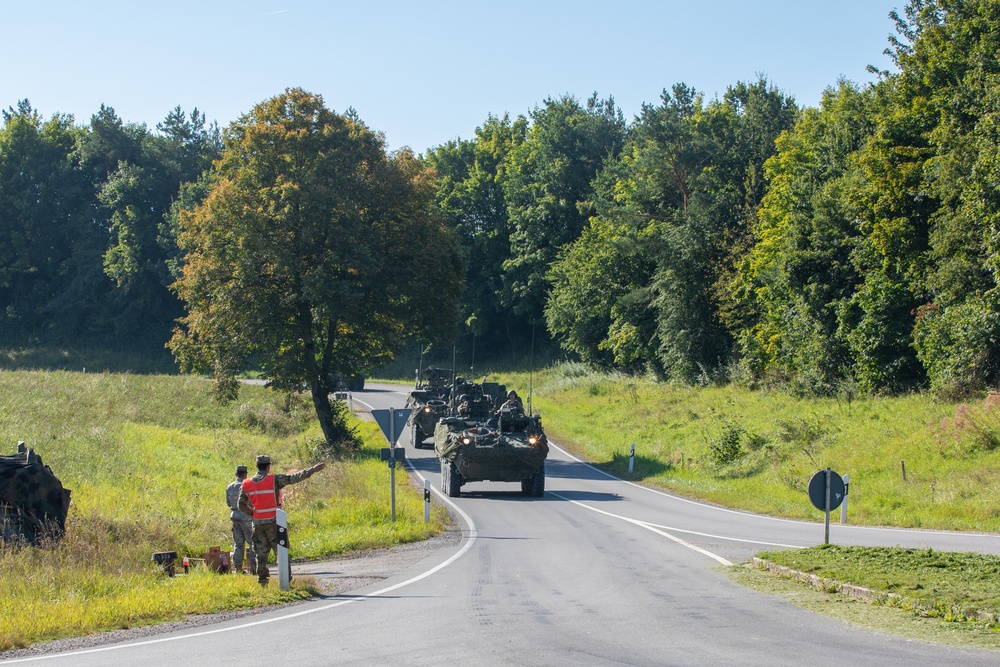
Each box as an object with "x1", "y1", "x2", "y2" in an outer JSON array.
[
  {"x1": 406, "y1": 368, "x2": 453, "y2": 446},
  {"x1": 0, "y1": 442, "x2": 72, "y2": 546},
  {"x1": 434, "y1": 385, "x2": 548, "y2": 498}
]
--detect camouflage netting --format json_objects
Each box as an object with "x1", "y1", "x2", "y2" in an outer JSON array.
[
  {"x1": 0, "y1": 444, "x2": 72, "y2": 546},
  {"x1": 435, "y1": 419, "x2": 548, "y2": 483}
]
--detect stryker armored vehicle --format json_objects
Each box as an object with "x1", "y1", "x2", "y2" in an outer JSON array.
[
  {"x1": 0, "y1": 443, "x2": 72, "y2": 546},
  {"x1": 434, "y1": 392, "x2": 548, "y2": 498},
  {"x1": 406, "y1": 368, "x2": 453, "y2": 447}
]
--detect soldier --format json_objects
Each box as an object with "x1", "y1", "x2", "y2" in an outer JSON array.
[
  {"x1": 498, "y1": 390, "x2": 524, "y2": 414},
  {"x1": 225, "y1": 465, "x2": 255, "y2": 574},
  {"x1": 238, "y1": 455, "x2": 326, "y2": 586}
]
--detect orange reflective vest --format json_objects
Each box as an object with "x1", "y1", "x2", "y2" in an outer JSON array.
[{"x1": 242, "y1": 475, "x2": 282, "y2": 521}]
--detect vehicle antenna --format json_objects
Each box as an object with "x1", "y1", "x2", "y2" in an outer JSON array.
[
  {"x1": 528, "y1": 319, "x2": 536, "y2": 415},
  {"x1": 450, "y1": 345, "x2": 457, "y2": 413},
  {"x1": 417, "y1": 344, "x2": 424, "y2": 388}
]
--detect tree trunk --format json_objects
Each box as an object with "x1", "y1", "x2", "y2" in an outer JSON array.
[{"x1": 310, "y1": 377, "x2": 337, "y2": 447}]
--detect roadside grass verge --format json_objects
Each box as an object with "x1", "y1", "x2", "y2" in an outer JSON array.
[
  {"x1": 738, "y1": 545, "x2": 1000, "y2": 647},
  {"x1": 755, "y1": 545, "x2": 1000, "y2": 624},
  {"x1": 495, "y1": 364, "x2": 1000, "y2": 532},
  {"x1": 0, "y1": 369, "x2": 446, "y2": 651}
]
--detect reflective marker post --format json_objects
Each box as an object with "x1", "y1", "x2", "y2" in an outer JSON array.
[
  {"x1": 276, "y1": 508, "x2": 290, "y2": 591},
  {"x1": 628, "y1": 443, "x2": 635, "y2": 474},
  {"x1": 840, "y1": 473, "x2": 850, "y2": 524},
  {"x1": 424, "y1": 479, "x2": 431, "y2": 523}
]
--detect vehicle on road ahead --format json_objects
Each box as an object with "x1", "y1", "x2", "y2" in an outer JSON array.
[
  {"x1": 406, "y1": 368, "x2": 452, "y2": 446},
  {"x1": 434, "y1": 394, "x2": 548, "y2": 498}
]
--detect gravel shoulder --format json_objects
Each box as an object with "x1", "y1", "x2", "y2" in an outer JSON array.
[{"x1": 1, "y1": 522, "x2": 463, "y2": 661}]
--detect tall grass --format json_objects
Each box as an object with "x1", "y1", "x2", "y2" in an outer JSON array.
[
  {"x1": 0, "y1": 370, "x2": 446, "y2": 650},
  {"x1": 497, "y1": 364, "x2": 1000, "y2": 532}
]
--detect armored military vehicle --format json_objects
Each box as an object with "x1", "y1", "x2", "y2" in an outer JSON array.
[
  {"x1": 434, "y1": 393, "x2": 548, "y2": 498},
  {"x1": 0, "y1": 443, "x2": 72, "y2": 546},
  {"x1": 406, "y1": 368, "x2": 453, "y2": 447}
]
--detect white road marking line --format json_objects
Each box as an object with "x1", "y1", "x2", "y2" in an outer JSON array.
[{"x1": 549, "y1": 492, "x2": 733, "y2": 566}]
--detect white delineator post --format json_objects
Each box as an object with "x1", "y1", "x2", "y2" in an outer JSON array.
[
  {"x1": 840, "y1": 473, "x2": 850, "y2": 524},
  {"x1": 424, "y1": 479, "x2": 431, "y2": 523},
  {"x1": 276, "y1": 508, "x2": 290, "y2": 591}
]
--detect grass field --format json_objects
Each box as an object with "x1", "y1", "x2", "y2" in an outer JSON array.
[{"x1": 0, "y1": 369, "x2": 446, "y2": 650}]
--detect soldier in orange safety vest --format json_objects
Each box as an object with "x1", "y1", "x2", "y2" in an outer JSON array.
[{"x1": 238, "y1": 454, "x2": 326, "y2": 586}]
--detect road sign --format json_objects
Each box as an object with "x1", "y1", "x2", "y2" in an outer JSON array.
[
  {"x1": 380, "y1": 447, "x2": 406, "y2": 461},
  {"x1": 372, "y1": 408, "x2": 412, "y2": 445},
  {"x1": 808, "y1": 469, "x2": 845, "y2": 511}
]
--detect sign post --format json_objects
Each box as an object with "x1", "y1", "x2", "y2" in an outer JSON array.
[
  {"x1": 628, "y1": 443, "x2": 635, "y2": 474},
  {"x1": 808, "y1": 468, "x2": 845, "y2": 545},
  {"x1": 372, "y1": 408, "x2": 411, "y2": 522}
]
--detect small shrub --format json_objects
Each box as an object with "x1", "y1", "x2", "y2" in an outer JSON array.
[{"x1": 709, "y1": 423, "x2": 744, "y2": 466}]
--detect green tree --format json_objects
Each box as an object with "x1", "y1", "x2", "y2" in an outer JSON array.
[
  {"x1": 425, "y1": 113, "x2": 527, "y2": 352},
  {"x1": 501, "y1": 94, "x2": 626, "y2": 323},
  {"x1": 0, "y1": 101, "x2": 94, "y2": 342},
  {"x1": 734, "y1": 81, "x2": 873, "y2": 393},
  {"x1": 169, "y1": 89, "x2": 462, "y2": 447}
]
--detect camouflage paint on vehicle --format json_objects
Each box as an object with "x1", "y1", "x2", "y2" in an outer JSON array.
[
  {"x1": 0, "y1": 443, "x2": 72, "y2": 545},
  {"x1": 434, "y1": 409, "x2": 548, "y2": 497}
]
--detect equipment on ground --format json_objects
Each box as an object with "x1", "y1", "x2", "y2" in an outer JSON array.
[{"x1": 0, "y1": 442, "x2": 72, "y2": 546}]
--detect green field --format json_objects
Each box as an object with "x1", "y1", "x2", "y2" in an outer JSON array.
[{"x1": 0, "y1": 369, "x2": 446, "y2": 650}]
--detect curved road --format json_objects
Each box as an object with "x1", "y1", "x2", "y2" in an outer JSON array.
[{"x1": 6, "y1": 382, "x2": 999, "y2": 666}]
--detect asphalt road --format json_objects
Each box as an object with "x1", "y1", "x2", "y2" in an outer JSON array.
[{"x1": 6, "y1": 382, "x2": 1000, "y2": 666}]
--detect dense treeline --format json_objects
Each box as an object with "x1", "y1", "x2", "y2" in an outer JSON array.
[
  {"x1": 431, "y1": 0, "x2": 1000, "y2": 396},
  {"x1": 0, "y1": 102, "x2": 220, "y2": 351},
  {"x1": 3, "y1": 0, "x2": 999, "y2": 396}
]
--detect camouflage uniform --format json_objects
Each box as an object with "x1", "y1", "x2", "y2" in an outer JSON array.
[
  {"x1": 238, "y1": 457, "x2": 325, "y2": 585},
  {"x1": 226, "y1": 467, "x2": 255, "y2": 573}
]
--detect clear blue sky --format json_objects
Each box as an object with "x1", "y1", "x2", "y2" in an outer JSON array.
[{"x1": 4, "y1": 0, "x2": 902, "y2": 155}]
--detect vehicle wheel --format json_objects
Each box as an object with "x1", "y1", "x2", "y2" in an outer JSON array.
[
  {"x1": 521, "y1": 478, "x2": 532, "y2": 496},
  {"x1": 447, "y1": 460, "x2": 463, "y2": 498},
  {"x1": 413, "y1": 427, "x2": 425, "y2": 448},
  {"x1": 530, "y1": 464, "x2": 545, "y2": 497},
  {"x1": 348, "y1": 375, "x2": 365, "y2": 392}
]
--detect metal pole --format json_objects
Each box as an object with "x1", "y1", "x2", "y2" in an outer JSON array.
[
  {"x1": 390, "y1": 410, "x2": 397, "y2": 522},
  {"x1": 276, "y1": 508, "x2": 290, "y2": 591},
  {"x1": 424, "y1": 479, "x2": 431, "y2": 523},
  {"x1": 528, "y1": 320, "x2": 536, "y2": 415},
  {"x1": 824, "y1": 467, "x2": 831, "y2": 545},
  {"x1": 628, "y1": 443, "x2": 635, "y2": 474},
  {"x1": 840, "y1": 473, "x2": 850, "y2": 524}
]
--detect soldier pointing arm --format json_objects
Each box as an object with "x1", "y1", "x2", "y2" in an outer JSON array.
[{"x1": 238, "y1": 454, "x2": 326, "y2": 586}]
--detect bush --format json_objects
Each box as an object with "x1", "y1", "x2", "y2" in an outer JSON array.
[{"x1": 709, "y1": 423, "x2": 744, "y2": 466}]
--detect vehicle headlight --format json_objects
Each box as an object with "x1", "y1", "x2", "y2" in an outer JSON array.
[
  {"x1": 424, "y1": 407, "x2": 431, "y2": 413},
  {"x1": 528, "y1": 436, "x2": 538, "y2": 445}
]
